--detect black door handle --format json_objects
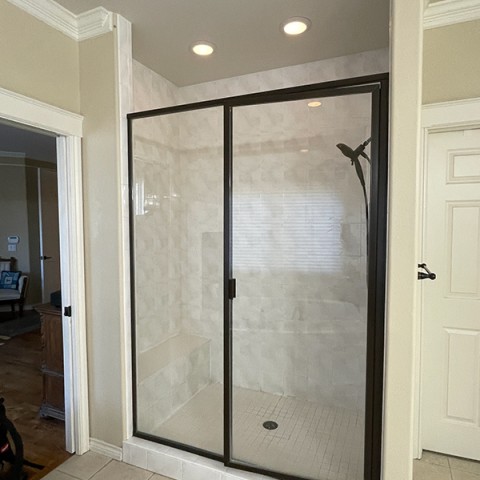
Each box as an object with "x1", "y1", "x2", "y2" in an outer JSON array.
[
  {"x1": 40, "y1": 255, "x2": 52, "y2": 260},
  {"x1": 418, "y1": 263, "x2": 436, "y2": 280}
]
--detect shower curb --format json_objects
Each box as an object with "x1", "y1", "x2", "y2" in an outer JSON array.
[{"x1": 123, "y1": 437, "x2": 270, "y2": 480}]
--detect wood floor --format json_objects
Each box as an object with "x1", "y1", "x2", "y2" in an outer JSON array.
[{"x1": 0, "y1": 330, "x2": 71, "y2": 479}]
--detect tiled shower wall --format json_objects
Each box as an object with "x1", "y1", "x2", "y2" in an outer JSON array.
[{"x1": 132, "y1": 48, "x2": 388, "y2": 421}]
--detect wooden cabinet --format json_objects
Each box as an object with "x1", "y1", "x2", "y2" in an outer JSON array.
[{"x1": 35, "y1": 303, "x2": 64, "y2": 421}]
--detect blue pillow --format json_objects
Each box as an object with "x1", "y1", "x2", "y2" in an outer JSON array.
[{"x1": 0, "y1": 271, "x2": 21, "y2": 289}]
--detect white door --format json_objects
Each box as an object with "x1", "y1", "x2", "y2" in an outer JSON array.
[
  {"x1": 421, "y1": 128, "x2": 480, "y2": 459},
  {"x1": 39, "y1": 168, "x2": 61, "y2": 304}
]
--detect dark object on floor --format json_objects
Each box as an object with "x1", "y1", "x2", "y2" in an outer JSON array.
[
  {"x1": 50, "y1": 291, "x2": 61, "y2": 308},
  {"x1": 262, "y1": 420, "x2": 279, "y2": 430},
  {"x1": 0, "y1": 311, "x2": 40, "y2": 338},
  {"x1": 0, "y1": 398, "x2": 44, "y2": 480}
]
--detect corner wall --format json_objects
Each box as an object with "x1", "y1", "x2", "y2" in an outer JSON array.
[{"x1": 79, "y1": 29, "x2": 125, "y2": 447}]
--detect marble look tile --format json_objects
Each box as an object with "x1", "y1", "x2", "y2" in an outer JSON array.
[
  {"x1": 413, "y1": 460, "x2": 452, "y2": 480},
  {"x1": 420, "y1": 451, "x2": 451, "y2": 468},
  {"x1": 56, "y1": 451, "x2": 111, "y2": 480},
  {"x1": 89, "y1": 460, "x2": 152, "y2": 480},
  {"x1": 450, "y1": 458, "x2": 480, "y2": 475},
  {"x1": 452, "y1": 470, "x2": 480, "y2": 480},
  {"x1": 42, "y1": 471, "x2": 79, "y2": 480}
]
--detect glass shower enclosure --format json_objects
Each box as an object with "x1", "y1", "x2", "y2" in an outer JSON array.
[{"x1": 128, "y1": 74, "x2": 388, "y2": 480}]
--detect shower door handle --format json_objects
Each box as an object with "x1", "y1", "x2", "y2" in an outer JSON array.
[{"x1": 228, "y1": 278, "x2": 236, "y2": 299}]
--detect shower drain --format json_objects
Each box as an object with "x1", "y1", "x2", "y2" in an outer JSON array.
[{"x1": 262, "y1": 421, "x2": 279, "y2": 430}]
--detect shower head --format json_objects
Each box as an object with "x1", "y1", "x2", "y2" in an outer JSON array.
[
  {"x1": 336, "y1": 137, "x2": 371, "y2": 164},
  {"x1": 336, "y1": 143, "x2": 356, "y2": 165},
  {"x1": 336, "y1": 137, "x2": 371, "y2": 226}
]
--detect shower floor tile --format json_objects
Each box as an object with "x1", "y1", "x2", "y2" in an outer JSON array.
[{"x1": 152, "y1": 383, "x2": 364, "y2": 480}]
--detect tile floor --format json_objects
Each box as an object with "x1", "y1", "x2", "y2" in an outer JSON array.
[
  {"x1": 413, "y1": 451, "x2": 480, "y2": 480},
  {"x1": 152, "y1": 383, "x2": 364, "y2": 480},
  {"x1": 42, "y1": 451, "x2": 172, "y2": 480},
  {"x1": 38, "y1": 444, "x2": 480, "y2": 480}
]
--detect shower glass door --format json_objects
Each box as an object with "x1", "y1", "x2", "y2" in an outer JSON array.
[
  {"x1": 128, "y1": 75, "x2": 388, "y2": 480},
  {"x1": 130, "y1": 106, "x2": 224, "y2": 455},
  {"x1": 231, "y1": 92, "x2": 374, "y2": 480}
]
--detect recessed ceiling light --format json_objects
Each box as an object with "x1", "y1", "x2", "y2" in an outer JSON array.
[
  {"x1": 308, "y1": 101, "x2": 322, "y2": 108},
  {"x1": 282, "y1": 17, "x2": 311, "y2": 36},
  {"x1": 191, "y1": 42, "x2": 215, "y2": 56},
  {"x1": 300, "y1": 149, "x2": 309, "y2": 153}
]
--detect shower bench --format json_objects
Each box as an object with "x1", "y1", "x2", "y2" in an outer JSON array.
[{"x1": 136, "y1": 333, "x2": 211, "y2": 428}]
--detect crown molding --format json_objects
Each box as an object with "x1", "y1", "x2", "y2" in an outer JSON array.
[
  {"x1": 424, "y1": 0, "x2": 480, "y2": 29},
  {"x1": 77, "y1": 7, "x2": 114, "y2": 41},
  {"x1": 7, "y1": 0, "x2": 113, "y2": 41}
]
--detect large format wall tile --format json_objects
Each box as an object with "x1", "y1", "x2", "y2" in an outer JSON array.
[{"x1": 132, "y1": 49, "x2": 387, "y2": 421}]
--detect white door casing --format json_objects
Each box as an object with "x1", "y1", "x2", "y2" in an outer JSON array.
[
  {"x1": 0, "y1": 87, "x2": 89, "y2": 454},
  {"x1": 418, "y1": 99, "x2": 480, "y2": 460}
]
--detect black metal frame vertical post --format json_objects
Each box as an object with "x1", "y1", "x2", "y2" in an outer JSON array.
[
  {"x1": 127, "y1": 116, "x2": 138, "y2": 435},
  {"x1": 224, "y1": 105, "x2": 233, "y2": 463},
  {"x1": 363, "y1": 78, "x2": 389, "y2": 479}
]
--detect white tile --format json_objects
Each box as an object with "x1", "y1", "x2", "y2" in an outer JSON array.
[
  {"x1": 146, "y1": 451, "x2": 182, "y2": 479},
  {"x1": 182, "y1": 462, "x2": 222, "y2": 480},
  {"x1": 56, "y1": 451, "x2": 111, "y2": 480},
  {"x1": 123, "y1": 441, "x2": 148, "y2": 469}
]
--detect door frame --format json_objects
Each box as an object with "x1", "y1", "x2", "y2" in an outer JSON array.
[
  {"x1": 413, "y1": 96, "x2": 480, "y2": 458},
  {"x1": 128, "y1": 73, "x2": 389, "y2": 480},
  {"x1": 0, "y1": 86, "x2": 90, "y2": 454}
]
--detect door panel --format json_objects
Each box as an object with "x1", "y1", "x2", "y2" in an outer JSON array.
[
  {"x1": 422, "y1": 128, "x2": 480, "y2": 459},
  {"x1": 231, "y1": 93, "x2": 373, "y2": 480}
]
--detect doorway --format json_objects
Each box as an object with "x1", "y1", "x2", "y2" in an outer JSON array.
[
  {"x1": 415, "y1": 100, "x2": 480, "y2": 479},
  {"x1": 0, "y1": 120, "x2": 67, "y2": 474},
  {"x1": 129, "y1": 74, "x2": 388, "y2": 480},
  {"x1": 0, "y1": 87, "x2": 89, "y2": 458}
]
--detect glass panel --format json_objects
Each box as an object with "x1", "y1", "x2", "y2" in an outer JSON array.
[
  {"x1": 231, "y1": 94, "x2": 372, "y2": 479},
  {"x1": 131, "y1": 107, "x2": 224, "y2": 455}
]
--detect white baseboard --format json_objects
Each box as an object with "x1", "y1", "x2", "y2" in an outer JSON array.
[{"x1": 89, "y1": 438, "x2": 123, "y2": 461}]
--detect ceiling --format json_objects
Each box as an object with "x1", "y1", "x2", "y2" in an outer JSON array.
[
  {"x1": 54, "y1": 0, "x2": 390, "y2": 87},
  {"x1": 0, "y1": 1, "x2": 390, "y2": 157}
]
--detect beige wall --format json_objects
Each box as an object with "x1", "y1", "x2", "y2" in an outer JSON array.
[
  {"x1": 423, "y1": 20, "x2": 480, "y2": 104},
  {"x1": 79, "y1": 31, "x2": 124, "y2": 447},
  {"x1": 0, "y1": 162, "x2": 43, "y2": 304},
  {"x1": 0, "y1": 1, "x2": 127, "y2": 448},
  {"x1": 0, "y1": 164, "x2": 29, "y2": 272},
  {"x1": 0, "y1": 0, "x2": 80, "y2": 113}
]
